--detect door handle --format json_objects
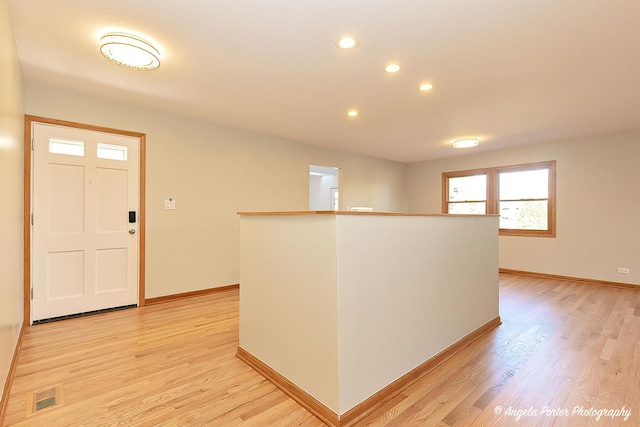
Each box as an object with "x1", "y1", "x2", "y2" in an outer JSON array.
[{"x1": 129, "y1": 229, "x2": 136, "y2": 235}]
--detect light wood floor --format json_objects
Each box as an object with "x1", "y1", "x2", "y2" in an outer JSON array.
[{"x1": 4, "y1": 274, "x2": 640, "y2": 426}]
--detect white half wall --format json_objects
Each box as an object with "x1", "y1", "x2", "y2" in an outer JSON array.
[
  {"x1": 336, "y1": 214, "x2": 499, "y2": 413},
  {"x1": 406, "y1": 131, "x2": 640, "y2": 285},
  {"x1": 239, "y1": 214, "x2": 339, "y2": 411},
  {"x1": 239, "y1": 213, "x2": 499, "y2": 415}
]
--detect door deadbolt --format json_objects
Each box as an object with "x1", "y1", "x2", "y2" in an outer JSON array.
[{"x1": 129, "y1": 229, "x2": 136, "y2": 235}]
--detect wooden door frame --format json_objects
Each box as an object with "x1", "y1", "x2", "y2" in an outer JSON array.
[{"x1": 24, "y1": 115, "x2": 146, "y2": 324}]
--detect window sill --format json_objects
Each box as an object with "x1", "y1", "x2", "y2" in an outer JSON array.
[{"x1": 500, "y1": 229, "x2": 556, "y2": 238}]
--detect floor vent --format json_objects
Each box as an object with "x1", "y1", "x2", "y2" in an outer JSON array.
[
  {"x1": 33, "y1": 304, "x2": 137, "y2": 325},
  {"x1": 27, "y1": 385, "x2": 64, "y2": 416}
]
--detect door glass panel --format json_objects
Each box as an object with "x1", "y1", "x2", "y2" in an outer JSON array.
[
  {"x1": 49, "y1": 138, "x2": 84, "y2": 156},
  {"x1": 97, "y1": 143, "x2": 128, "y2": 161}
]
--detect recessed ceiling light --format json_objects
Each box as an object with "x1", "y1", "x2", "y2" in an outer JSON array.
[
  {"x1": 336, "y1": 36, "x2": 359, "y2": 50},
  {"x1": 99, "y1": 31, "x2": 161, "y2": 71},
  {"x1": 385, "y1": 63, "x2": 402, "y2": 73},
  {"x1": 347, "y1": 110, "x2": 359, "y2": 117},
  {"x1": 419, "y1": 83, "x2": 433, "y2": 91},
  {"x1": 452, "y1": 138, "x2": 480, "y2": 149}
]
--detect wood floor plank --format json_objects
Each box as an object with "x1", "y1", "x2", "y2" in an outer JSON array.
[{"x1": 4, "y1": 275, "x2": 640, "y2": 426}]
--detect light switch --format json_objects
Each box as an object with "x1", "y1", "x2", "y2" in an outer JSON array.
[{"x1": 164, "y1": 198, "x2": 176, "y2": 210}]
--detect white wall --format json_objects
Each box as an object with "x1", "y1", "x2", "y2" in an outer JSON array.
[
  {"x1": 0, "y1": 0, "x2": 24, "y2": 401},
  {"x1": 25, "y1": 83, "x2": 408, "y2": 298},
  {"x1": 406, "y1": 131, "x2": 640, "y2": 285},
  {"x1": 309, "y1": 175, "x2": 326, "y2": 210}
]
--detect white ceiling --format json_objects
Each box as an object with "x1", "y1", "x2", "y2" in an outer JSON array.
[{"x1": 8, "y1": 0, "x2": 640, "y2": 163}]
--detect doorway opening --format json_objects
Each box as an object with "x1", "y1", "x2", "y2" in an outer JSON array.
[{"x1": 309, "y1": 165, "x2": 340, "y2": 210}]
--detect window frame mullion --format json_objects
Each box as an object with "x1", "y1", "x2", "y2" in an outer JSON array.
[{"x1": 487, "y1": 170, "x2": 497, "y2": 215}]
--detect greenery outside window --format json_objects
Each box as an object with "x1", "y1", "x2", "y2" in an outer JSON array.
[{"x1": 443, "y1": 161, "x2": 556, "y2": 237}]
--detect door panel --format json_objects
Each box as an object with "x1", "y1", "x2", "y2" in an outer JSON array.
[
  {"x1": 48, "y1": 163, "x2": 85, "y2": 234},
  {"x1": 47, "y1": 251, "x2": 84, "y2": 299},
  {"x1": 96, "y1": 168, "x2": 128, "y2": 233},
  {"x1": 32, "y1": 123, "x2": 139, "y2": 321},
  {"x1": 96, "y1": 248, "x2": 128, "y2": 293}
]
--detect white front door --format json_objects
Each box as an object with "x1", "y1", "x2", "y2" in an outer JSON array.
[{"x1": 32, "y1": 123, "x2": 140, "y2": 322}]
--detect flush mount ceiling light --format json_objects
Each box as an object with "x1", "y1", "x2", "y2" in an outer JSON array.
[
  {"x1": 452, "y1": 138, "x2": 480, "y2": 149},
  {"x1": 347, "y1": 110, "x2": 359, "y2": 117},
  {"x1": 336, "y1": 36, "x2": 359, "y2": 50},
  {"x1": 385, "y1": 63, "x2": 402, "y2": 73},
  {"x1": 419, "y1": 83, "x2": 433, "y2": 91},
  {"x1": 99, "y1": 31, "x2": 161, "y2": 70}
]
